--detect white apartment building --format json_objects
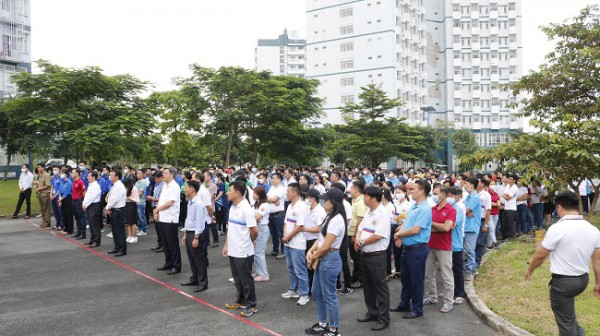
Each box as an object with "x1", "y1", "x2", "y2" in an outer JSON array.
[
  {"x1": 255, "y1": 29, "x2": 306, "y2": 78},
  {"x1": 0, "y1": 0, "x2": 31, "y2": 97},
  {"x1": 306, "y1": 0, "x2": 428, "y2": 126},
  {"x1": 426, "y1": 0, "x2": 524, "y2": 154}
]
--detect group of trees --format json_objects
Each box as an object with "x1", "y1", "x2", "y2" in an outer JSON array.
[{"x1": 465, "y1": 6, "x2": 600, "y2": 218}]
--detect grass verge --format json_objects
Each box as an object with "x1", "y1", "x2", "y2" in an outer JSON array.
[
  {"x1": 0, "y1": 180, "x2": 41, "y2": 217},
  {"x1": 475, "y1": 217, "x2": 600, "y2": 336}
]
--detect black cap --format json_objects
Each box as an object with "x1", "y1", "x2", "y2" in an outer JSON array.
[
  {"x1": 319, "y1": 188, "x2": 345, "y2": 202},
  {"x1": 305, "y1": 188, "x2": 321, "y2": 200}
]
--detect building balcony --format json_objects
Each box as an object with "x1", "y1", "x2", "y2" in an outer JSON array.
[
  {"x1": 509, "y1": 26, "x2": 518, "y2": 35},
  {"x1": 490, "y1": 42, "x2": 499, "y2": 50},
  {"x1": 491, "y1": 105, "x2": 500, "y2": 114},
  {"x1": 490, "y1": 27, "x2": 498, "y2": 35},
  {"x1": 454, "y1": 89, "x2": 462, "y2": 99},
  {"x1": 491, "y1": 88, "x2": 500, "y2": 96},
  {"x1": 454, "y1": 106, "x2": 462, "y2": 114},
  {"x1": 509, "y1": 42, "x2": 519, "y2": 50},
  {"x1": 509, "y1": 10, "x2": 517, "y2": 18},
  {"x1": 472, "y1": 122, "x2": 482, "y2": 130},
  {"x1": 473, "y1": 105, "x2": 482, "y2": 113},
  {"x1": 473, "y1": 73, "x2": 481, "y2": 82},
  {"x1": 490, "y1": 11, "x2": 498, "y2": 19},
  {"x1": 509, "y1": 73, "x2": 520, "y2": 81},
  {"x1": 473, "y1": 91, "x2": 481, "y2": 100},
  {"x1": 491, "y1": 73, "x2": 500, "y2": 82},
  {"x1": 491, "y1": 121, "x2": 500, "y2": 129},
  {"x1": 472, "y1": 57, "x2": 480, "y2": 66},
  {"x1": 491, "y1": 57, "x2": 499, "y2": 66},
  {"x1": 509, "y1": 57, "x2": 518, "y2": 66},
  {"x1": 452, "y1": 11, "x2": 461, "y2": 19},
  {"x1": 510, "y1": 121, "x2": 520, "y2": 129},
  {"x1": 454, "y1": 74, "x2": 462, "y2": 83},
  {"x1": 472, "y1": 26, "x2": 480, "y2": 35},
  {"x1": 0, "y1": 50, "x2": 27, "y2": 63},
  {"x1": 472, "y1": 42, "x2": 480, "y2": 50},
  {"x1": 472, "y1": 11, "x2": 479, "y2": 19},
  {"x1": 453, "y1": 26, "x2": 461, "y2": 35},
  {"x1": 453, "y1": 57, "x2": 462, "y2": 66}
]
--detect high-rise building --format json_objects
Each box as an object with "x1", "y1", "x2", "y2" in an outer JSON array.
[
  {"x1": 304, "y1": 0, "x2": 524, "y2": 168},
  {"x1": 426, "y1": 0, "x2": 523, "y2": 166},
  {"x1": 0, "y1": 0, "x2": 31, "y2": 97},
  {"x1": 305, "y1": 0, "x2": 428, "y2": 126},
  {"x1": 255, "y1": 29, "x2": 306, "y2": 78}
]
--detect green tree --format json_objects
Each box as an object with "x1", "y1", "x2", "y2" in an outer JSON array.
[
  {"x1": 333, "y1": 83, "x2": 425, "y2": 167},
  {"x1": 451, "y1": 129, "x2": 478, "y2": 171},
  {"x1": 468, "y1": 6, "x2": 600, "y2": 217}
]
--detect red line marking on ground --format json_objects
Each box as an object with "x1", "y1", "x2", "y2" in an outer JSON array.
[{"x1": 25, "y1": 220, "x2": 282, "y2": 336}]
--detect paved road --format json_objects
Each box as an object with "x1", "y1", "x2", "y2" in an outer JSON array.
[{"x1": 0, "y1": 218, "x2": 495, "y2": 336}]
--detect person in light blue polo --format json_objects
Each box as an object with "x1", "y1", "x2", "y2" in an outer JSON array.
[
  {"x1": 463, "y1": 177, "x2": 481, "y2": 281},
  {"x1": 449, "y1": 186, "x2": 467, "y2": 304},
  {"x1": 391, "y1": 180, "x2": 432, "y2": 319},
  {"x1": 362, "y1": 168, "x2": 374, "y2": 187}
]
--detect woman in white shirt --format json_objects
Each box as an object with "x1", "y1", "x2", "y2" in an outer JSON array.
[
  {"x1": 313, "y1": 174, "x2": 327, "y2": 194},
  {"x1": 252, "y1": 187, "x2": 271, "y2": 282},
  {"x1": 124, "y1": 178, "x2": 139, "y2": 244},
  {"x1": 305, "y1": 189, "x2": 346, "y2": 336},
  {"x1": 390, "y1": 185, "x2": 410, "y2": 278}
]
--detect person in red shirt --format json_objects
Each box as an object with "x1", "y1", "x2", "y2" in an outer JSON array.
[
  {"x1": 488, "y1": 183, "x2": 501, "y2": 248},
  {"x1": 424, "y1": 184, "x2": 457, "y2": 313},
  {"x1": 71, "y1": 168, "x2": 87, "y2": 240}
]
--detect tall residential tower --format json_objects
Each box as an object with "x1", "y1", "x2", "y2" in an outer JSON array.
[
  {"x1": 255, "y1": 29, "x2": 306, "y2": 78},
  {"x1": 0, "y1": 0, "x2": 31, "y2": 96}
]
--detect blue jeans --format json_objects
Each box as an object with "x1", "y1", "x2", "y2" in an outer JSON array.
[
  {"x1": 532, "y1": 203, "x2": 543, "y2": 230},
  {"x1": 284, "y1": 246, "x2": 310, "y2": 296},
  {"x1": 136, "y1": 203, "x2": 147, "y2": 232},
  {"x1": 268, "y1": 211, "x2": 285, "y2": 253},
  {"x1": 253, "y1": 225, "x2": 270, "y2": 276},
  {"x1": 312, "y1": 251, "x2": 341, "y2": 328},
  {"x1": 475, "y1": 221, "x2": 487, "y2": 267},
  {"x1": 516, "y1": 204, "x2": 529, "y2": 234},
  {"x1": 398, "y1": 244, "x2": 429, "y2": 315},
  {"x1": 52, "y1": 198, "x2": 63, "y2": 228},
  {"x1": 464, "y1": 232, "x2": 478, "y2": 274}
]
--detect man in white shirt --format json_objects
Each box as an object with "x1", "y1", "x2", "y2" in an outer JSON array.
[
  {"x1": 12, "y1": 164, "x2": 34, "y2": 219},
  {"x1": 476, "y1": 178, "x2": 492, "y2": 267},
  {"x1": 355, "y1": 187, "x2": 391, "y2": 331},
  {"x1": 106, "y1": 169, "x2": 127, "y2": 257},
  {"x1": 222, "y1": 181, "x2": 259, "y2": 317},
  {"x1": 180, "y1": 180, "x2": 208, "y2": 293},
  {"x1": 516, "y1": 179, "x2": 530, "y2": 236},
  {"x1": 267, "y1": 172, "x2": 287, "y2": 258},
  {"x1": 280, "y1": 183, "x2": 310, "y2": 306},
  {"x1": 501, "y1": 174, "x2": 519, "y2": 240},
  {"x1": 83, "y1": 171, "x2": 102, "y2": 248},
  {"x1": 154, "y1": 167, "x2": 182, "y2": 274},
  {"x1": 525, "y1": 191, "x2": 600, "y2": 336},
  {"x1": 196, "y1": 173, "x2": 214, "y2": 266}
]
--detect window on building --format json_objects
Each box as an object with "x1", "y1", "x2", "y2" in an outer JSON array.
[
  {"x1": 340, "y1": 25, "x2": 354, "y2": 35},
  {"x1": 340, "y1": 7, "x2": 353, "y2": 17},
  {"x1": 340, "y1": 60, "x2": 354, "y2": 69},
  {"x1": 341, "y1": 95, "x2": 354, "y2": 104},
  {"x1": 340, "y1": 77, "x2": 354, "y2": 86},
  {"x1": 340, "y1": 42, "x2": 353, "y2": 52},
  {"x1": 454, "y1": 20, "x2": 461, "y2": 28}
]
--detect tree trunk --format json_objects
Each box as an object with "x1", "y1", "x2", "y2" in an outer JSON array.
[
  {"x1": 588, "y1": 181, "x2": 598, "y2": 220},
  {"x1": 252, "y1": 135, "x2": 258, "y2": 166},
  {"x1": 225, "y1": 124, "x2": 234, "y2": 167},
  {"x1": 3, "y1": 150, "x2": 12, "y2": 181}
]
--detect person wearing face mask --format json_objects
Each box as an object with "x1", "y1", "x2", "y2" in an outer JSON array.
[
  {"x1": 12, "y1": 164, "x2": 34, "y2": 219},
  {"x1": 79, "y1": 161, "x2": 89, "y2": 188},
  {"x1": 58, "y1": 168, "x2": 75, "y2": 235},
  {"x1": 525, "y1": 191, "x2": 600, "y2": 336},
  {"x1": 463, "y1": 177, "x2": 482, "y2": 281},
  {"x1": 362, "y1": 168, "x2": 374, "y2": 187},
  {"x1": 391, "y1": 185, "x2": 410, "y2": 276},
  {"x1": 50, "y1": 166, "x2": 64, "y2": 230},
  {"x1": 215, "y1": 173, "x2": 230, "y2": 236},
  {"x1": 255, "y1": 173, "x2": 270, "y2": 193},
  {"x1": 424, "y1": 184, "x2": 456, "y2": 313},
  {"x1": 449, "y1": 187, "x2": 467, "y2": 304},
  {"x1": 387, "y1": 171, "x2": 399, "y2": 188},
  {"x1": 98, "y1": 166, "x2": 112, "y2": 228}
]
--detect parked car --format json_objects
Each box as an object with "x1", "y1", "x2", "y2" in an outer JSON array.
[{"x1": 45, "y1": 159, "x2": 77, "y2": 172}]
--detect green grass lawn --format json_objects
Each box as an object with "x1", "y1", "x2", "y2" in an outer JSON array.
[
  {"x1": 0, "y1": 180, "x2": 41, "y2": 217},
  {"x1": 476, "y1": 217, "x2": 600, "y2": 336}
]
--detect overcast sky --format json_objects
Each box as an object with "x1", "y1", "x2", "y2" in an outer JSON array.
[{"x1": 31, "y1": 0, "x2": 596, "y2": 92}]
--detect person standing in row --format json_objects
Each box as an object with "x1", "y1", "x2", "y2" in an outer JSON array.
[
  {"x1": 149, "y1": 171, "x2": 165, "y2": 252},
  {"x1": 71, "y1": 169, "x2": 87, "y2": 240},
  {"x1": 355, "y1": 187, "x2": 391, "y2": 331},
  {"x1": 12, "y1": 164, "x2": 34, "y2": 219},
  {"x1": 154, "y1": 167, "x2": 182, "y2": 274},
  {"x1": 424, "y1": 185, "x2": 456, "y2": 313},
  {"x1": 180, "y1": 180, "x2": 208, "y2": 293},
  {"x1": 34, "y1": 164, "x2": 52, "y2": 228},
  {"x1": 267, "y1": 173, "x2": 286, "y2": 259},
  {"x1": 304, "y1": 188, "x2": 326, "y2": 291},
  {"x1": 106, "y1": 169, "x2": 127, "y2": 257},
  {"x1": 463, "y1": 177, "x2": 482, "y2": 281},
  {"x1": 58, "y1": 168, "x2": 74, "y2": 235},
  {"x1": 281, "y1": 183, "x2": 310, "y2": 306},
  {"x1": 501, "y1": 174, "x2": 519, "y2": 240},
  {"x1": 98, "y1": 166, "x2": 112, "y2": 228},
  {"x1": 391, "y1": 180, "x2": 432, "y2": 319},
  {"x1": 305, "y1": 188, "x2": 346, "y2": 336},
  {"x1": 526, "y1": 191, "x2": 600, "y2": 336},
  {"x1": 449, "y1": 187, "x2": 467, "y2": 304},
  {"x1": 476, "y1": 178, "x2": 491, "y2": 268},
  {"x1": 83, "y1": 171, "x2": 102, "y2": 248},
  {"x1": 223, "y1": 181, "x2": 259, "y2": 317},
  {"x1": 135, "y1": 169, "x2": 148, "y2": 236},
  {"x1": 348, "y1": 181, "x2": 366, "y2": 286},
  {"x1": 50, "y1": 166, "x2": 64, "y2": 230},
  {"x1": 252, "y1": 186, "x2": 271, "y2": 282}
]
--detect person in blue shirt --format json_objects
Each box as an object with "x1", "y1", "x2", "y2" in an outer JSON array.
[
  {"x1": 50, "y1": 166, "x2": 64, "y2": 230},
  {"x1": 98, "y1": 166, "x2": 112, "y2": 227},
  {"x1": 449, "y1": 186, "x2": 467, "y2": 304},
  {"x1": 362, "y1": 168, "x2": 374, "y2": 187},
  {"x1": 175, "y1": 169, "x2": 184, "y2": 187},
  {"x1": 386, "y1": 170, "x2": 400, "y2": 188},
  {"x1": 79, "y1": 161, "x2": 90, "y2": 188},
  {"x1": 462, "y1": 177, "x2": 482, "y2": 281},
  {"x1": 58, "y1": 167, "x2": 75, "y2": 235},
  {"x1": 391, "y1": 180, "x2": 432, "y2": 319},
  {"x1": 255, "y1": 173, "x2": 270, "y2": 193}
]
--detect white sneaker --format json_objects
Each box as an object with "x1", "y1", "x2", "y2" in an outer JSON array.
[
  {"x1": 106, "y1": 232, "x2": 113, "y2": 238},
  {"x1": 86, "y1": 225, "x2": 89, "y2": 229},
  {"x1": 126, "y1": 237, "x2": 132, "y2": 243},
  {"x1": 254, "y1": 275, "x2": 270, "y2": 282},
  {"x1": 136, "y1": 231, "x2": 147, "y2": 236},
  {"x1": 228, "y1": 278, "x2": 234, "y2": 283},
  {"x1": 281, "y1": 290, "x2": 300, "y2": 299},
  {"x1": 130, "y1": 237, "x2": 138, "y2": 243},
  {"x1": 180, "y1": 228, "x2": 185, "y2": 232},
  {"x1": 297, "y1": 296, "x2": 310, "y2": 306}
]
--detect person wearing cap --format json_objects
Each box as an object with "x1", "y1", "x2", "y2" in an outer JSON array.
[
  {"x1": 525, "y1": 191, "x2": 600, "y2": 336},
  {"x1": 281, "y1": 183, "x2": 310, "y2": 306},
  {"x1": 304, "y1": 188, "x2": 327, "y2": 292},
  {"x1": 305, "y1": 188, "x2": 346, "y2": 336},
  {"x1": 355, "y1": 187, "x2": 391, "y2": 331},
  {"x1": 391, "y1": 179, "x2": 432, "y2": 319}
]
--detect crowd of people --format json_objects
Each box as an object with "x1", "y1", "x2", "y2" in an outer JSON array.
[{"x1": 10, "y1": 162, "x2": 600, "y2": 336}]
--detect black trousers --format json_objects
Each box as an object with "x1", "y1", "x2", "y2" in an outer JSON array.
[
  {"x1": 14, "y1": 188, "x2": 32, "y2": 216},
  {"x1": 200, "y1": 224, "x2": 210, "y2": 267},
  {"x1": 452, "y1": 251, "x2": 465, "y2": 298},
  {"x1": 387, "y1": 224, "x2": 403, "y2": 275},
  {"x1": 145, "y1": 200, "x2": 152, "y2": 225},
  {"x1": 61, "y1": 196, "x2": 74, "y2": 234},
  {"x1": 110, "y1": 207, "x2": 126, "y2": 253},
  {"x1": 185, "y1": 231, "x2": 208, "y2": 288},
  {"x1": 154, "y1": 207, "x2": 162, "y2": 248},
  {"x1": 580, "y1": 196, "x2": 589, "y2": 214},
  {"x1": 306, "y1": 239, "x2": 317, "y2": 292},
  {"x1": 501, "y1": 210, "x2": 517, "y2": 240},
  {"x1": 73, "y1": 198, "x2": 85, "y2": 238},
  {"x1": 359, "y1": 252, "x2": 390, "y2": 324},
  {"x1": 208, "y1": 223, "x2": 219, "y2": 244},
  {"x1": 87, "y1": 203, "x2": 102, "y2": 245},
  {"x1": 179, "y1": 200, "x2": 188, "y2": 227},
  {"x1": 550, "y1": 274, "x2": 588, "y2": 336},
  {"x1": 337, "y1": 237, "x2": 352, "y2": 289},
  {"x1": 159, "y1": 222, "x2": 181, "y2": 269},
  {"x1": 229, "y1": 256, "x2": 256, "y2": 307},
  {"x1": 215, "y1": 206, "x2": 228, "y2": 233},
  {"x1": 348, "y1": 235, "x2": 362, "y2": 283}
]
